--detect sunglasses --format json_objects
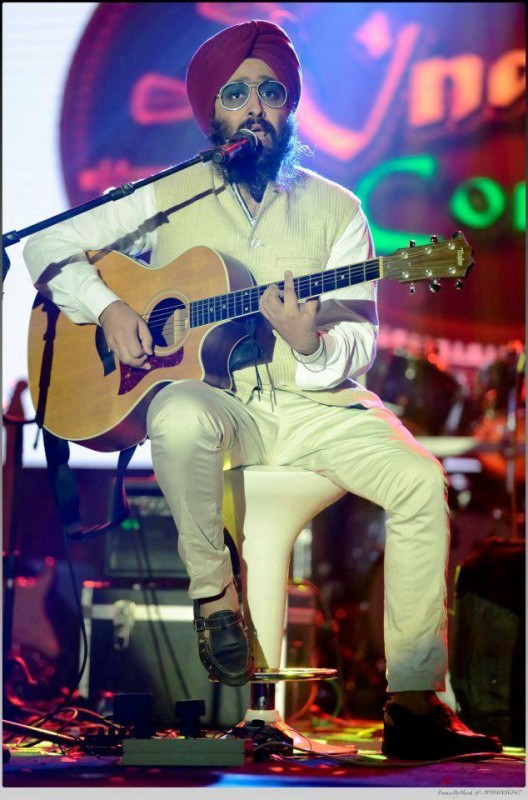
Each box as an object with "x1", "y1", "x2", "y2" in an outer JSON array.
[{"x1": 216, "y1": 80, "x2": 288, "y2": 111}]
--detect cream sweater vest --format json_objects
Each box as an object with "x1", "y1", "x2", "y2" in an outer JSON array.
[{"x1": 153, "y1": 161, "x2": 381, "y2": 408}]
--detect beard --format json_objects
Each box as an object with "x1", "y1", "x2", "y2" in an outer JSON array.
[{"x1": 209, "y1": 113, "x2": 305, "y2": 202}]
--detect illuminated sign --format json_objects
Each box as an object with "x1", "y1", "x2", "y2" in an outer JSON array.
[
  {"x1": 129, "y1": 33, "x2": 526, "y2": 165},
  {"x1": 357, "y1": 155, "x2": 525, "y2": 253},
  {"x1": 60, "y1": 2, "x2": 525, "y2": 343}
]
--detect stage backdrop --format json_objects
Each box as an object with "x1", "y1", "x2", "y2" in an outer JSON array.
[{"x1": 3, "y1": 2, "x2": 525, "y2": 467}]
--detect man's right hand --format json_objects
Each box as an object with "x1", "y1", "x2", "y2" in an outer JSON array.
[{"x1": 99, "y1": 300, "x2": 153, "y2": 370}]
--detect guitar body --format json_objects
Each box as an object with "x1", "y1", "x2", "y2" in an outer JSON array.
[
  {"x1": 27, "y1": 233, "x2": 473, "y2": 453},
  {"x1": 27, "y1": 246, "x2": 254, "y2": 451}
]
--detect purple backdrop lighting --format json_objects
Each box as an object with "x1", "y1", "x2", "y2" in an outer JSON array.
[{"x1": 3, "y1": 2, "x2": 525, "y2": 467}]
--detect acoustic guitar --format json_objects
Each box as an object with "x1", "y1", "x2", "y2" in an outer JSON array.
[{"x1": 27, "y1": 234, "x2": 473, "y2": 452}]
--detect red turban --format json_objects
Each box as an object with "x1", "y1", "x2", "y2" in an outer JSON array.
[{"x1": 186, "y1": 20, "x2": 302, "y2": 135}]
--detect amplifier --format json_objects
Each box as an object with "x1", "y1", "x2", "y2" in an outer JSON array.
[{"x1": 104, "y1": 477, "x2": 188, "y2": 580}]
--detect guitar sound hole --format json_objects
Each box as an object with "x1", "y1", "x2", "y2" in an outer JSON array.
[{"x1": 148, "y1": 297, "x2": 187, "y2": 347}]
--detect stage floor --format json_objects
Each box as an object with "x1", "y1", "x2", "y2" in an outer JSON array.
[{"x1": 3, "y1": 717, "x2": 525, "y2": 792}]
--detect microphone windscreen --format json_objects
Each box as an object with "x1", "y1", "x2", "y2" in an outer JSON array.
[{"x1": 236, "y1": 128, "x2": 260, "y2": 152}]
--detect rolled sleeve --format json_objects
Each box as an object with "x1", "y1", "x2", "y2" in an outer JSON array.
[{"x1": 23, "y1": 184, "x2": 158, "y2": 324}]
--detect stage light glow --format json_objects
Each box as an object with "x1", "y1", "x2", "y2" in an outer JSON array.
[
  {"x1": 513, "y1": 182, "x2": 526, "y2": 231},
  {"x1": 450, "y1": 178, "x2": 507, "y2": 230},
  {"x1": 3, "y1": 3, "x2": 525, "y2": 467},
  {"x1": 354, "y1": 10, "x2": 392, "y2": 59},
  {"x1": 357, "y1": 155, "x2": 525, "y2": 253},
  {"x1": 356, "y1": 155, "x2": 437, "y2": 253}
]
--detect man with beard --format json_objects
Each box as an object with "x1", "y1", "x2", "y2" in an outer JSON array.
[{"x1": 24, "y1": 20, "x2": 502, "y2": 760}]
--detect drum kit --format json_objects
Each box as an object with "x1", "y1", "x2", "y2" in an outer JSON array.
[
  {"x1": 338, "y1": 341, "x2": 526, "y2": 696},
  {"x1": 365, "y1": 342, "x2": 525, "y2": 487},
  {"x1": 285, "y1": 337, "x2": 525, "y2": 719}
]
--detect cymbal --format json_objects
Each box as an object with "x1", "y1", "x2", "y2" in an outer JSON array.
[{"x1": 417, "y1": 436, "x2": 525, "y2": 459}]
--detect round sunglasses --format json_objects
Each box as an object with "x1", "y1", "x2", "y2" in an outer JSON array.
[{"x1": 216, "y1": 80, "x2": 288, "y2": 111}]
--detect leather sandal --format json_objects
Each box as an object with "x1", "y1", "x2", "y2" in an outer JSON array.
[{"x1": 193, "y1": 584, "x2": 254, "y2": 687}]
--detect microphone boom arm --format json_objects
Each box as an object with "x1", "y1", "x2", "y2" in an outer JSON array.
[{"x1": 2, "y1": 130, "x2": 258, "y2": 281}]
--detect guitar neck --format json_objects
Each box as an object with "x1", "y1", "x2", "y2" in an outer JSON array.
[{"x1": 189, "y1": 257, "x2": 383, "y2": 328}]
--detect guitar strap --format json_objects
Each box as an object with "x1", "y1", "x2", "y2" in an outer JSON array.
[{"x1": 42, "y1": 429, "x2": 136, "y2": 542}]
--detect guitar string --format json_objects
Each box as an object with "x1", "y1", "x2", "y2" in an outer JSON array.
[
  {"x1": 135, "y1": 246, "x2": 465, "y2": 335},
  {"x1": 141, "y1": 255, "x2": 460, "y2": 334},
  {"x1": 141, "y1": 260, "x2": 382, "y2": 330}
]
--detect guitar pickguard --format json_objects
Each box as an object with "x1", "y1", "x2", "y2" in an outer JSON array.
[{"x1": 118, "y1": 347, "x2": 184, "y2": 395}]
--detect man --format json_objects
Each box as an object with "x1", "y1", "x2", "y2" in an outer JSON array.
[{"x1": 24, "y1": 20, "x2": 502, "y2": 760}]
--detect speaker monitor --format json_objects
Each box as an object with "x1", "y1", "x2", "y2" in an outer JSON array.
[
  {"x1": 449, "y1": 536, "x2": 525, "y2": 746},
  {"x1": 104, "y1": 478, "x2": 187, "y2": 579}
]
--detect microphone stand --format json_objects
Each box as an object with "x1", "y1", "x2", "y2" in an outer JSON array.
[
  {"x1": 1, "y1": 140, "x2": 244, "y2": 544},
  {"x1": 1, "y1": 132, "x2": 258, "y2": 724},
  {"x1": 2, "y1": 146, "x2": 220, "y2": 281},
  {"x1": 2, "y1": 382, "x2": 38, "y2": 717},
  {"x1": 1, "y1": 144, "x2": 221, "y2": 727},
  {"x1": 505, "y1": 350, "x2": 525, "y2": 539}
]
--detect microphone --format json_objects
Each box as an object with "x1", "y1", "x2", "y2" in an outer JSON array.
[{"x1": 211, "y1": 128, "x2": 261, "y2": 165}]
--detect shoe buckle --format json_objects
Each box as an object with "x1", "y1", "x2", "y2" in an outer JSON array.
[{"x1": 193, "y1": 618, "x2": 206, "y2": 633}]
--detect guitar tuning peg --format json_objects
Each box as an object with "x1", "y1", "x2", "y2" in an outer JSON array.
[
  {"x1": 409, "y1": 239, "x2": 416, "y2": 247},
  {"x1": 455, "y1": 279, "x2": 464, "y2": 290},
  {"x1": 430, "y1": 235, "x2": 438, "y2": 243},
  {"x1": 409, "y1": 282, "x2": 416, "y2": 294},
  {"x1": 429, "y1": 279, "x2": 442, "y2": 293}
]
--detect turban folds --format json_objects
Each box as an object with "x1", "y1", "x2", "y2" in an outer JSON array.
[{"x1": 186, "y1": 20, "x2": 301, "y2": 135}]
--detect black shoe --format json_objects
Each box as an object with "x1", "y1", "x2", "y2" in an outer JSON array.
[
  {"x1": 193, "y1": 601, "x2": 254, "y2": 687},
  {"x1": 382, "y1": 701, "x2": 503, "y2": 760}
]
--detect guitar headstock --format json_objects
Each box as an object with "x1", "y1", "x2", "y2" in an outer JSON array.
[{"x1": 383, "y1": 232, "x2": 473, "y2": 292}]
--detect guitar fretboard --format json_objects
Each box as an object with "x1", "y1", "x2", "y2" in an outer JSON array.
[{"x1": 189, "y1": 259, "x2": 381, "y2": 328}]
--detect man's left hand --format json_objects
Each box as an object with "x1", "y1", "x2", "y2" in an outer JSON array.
[{"x1": 259, "y1": 270, "x2": 321, "y2": 355}]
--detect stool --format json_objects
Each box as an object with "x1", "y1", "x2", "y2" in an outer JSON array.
[{"x1": 222, "y1": 466, "x2": 356, "y2": 755}]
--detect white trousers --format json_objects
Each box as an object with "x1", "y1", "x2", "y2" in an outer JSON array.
[{"x1": 146, "y1": 380, "x2": 450, "y2": 692}]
